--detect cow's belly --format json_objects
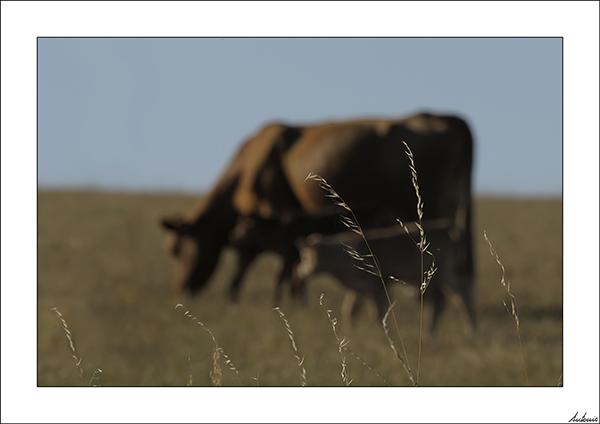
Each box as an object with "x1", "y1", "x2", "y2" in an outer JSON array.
[{"x1": 283, "y1": 133, "x2": 435, "y2": 224}]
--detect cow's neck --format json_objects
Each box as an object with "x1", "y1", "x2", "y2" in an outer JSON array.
[{"x1": 191, "y1": 174, "x2": 240, "y2": 234}]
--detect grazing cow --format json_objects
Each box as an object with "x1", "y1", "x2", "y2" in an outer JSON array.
[
  {"x1": 293, "y1": 222, "x2": 477, "y2": 332},
  {"x1": 160, "y1": 112, "x2": 474, "y2": 303}
]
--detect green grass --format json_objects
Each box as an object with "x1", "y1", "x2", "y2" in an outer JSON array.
[{"x1": 38, "y1": 190, "x2": 562, "y2": 386}]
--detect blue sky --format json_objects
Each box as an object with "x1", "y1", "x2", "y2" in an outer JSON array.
[{"x1": 38, "y1": 38, "x2": 562, "y2": 196}]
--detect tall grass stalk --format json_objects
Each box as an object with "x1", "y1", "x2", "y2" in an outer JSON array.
[
  {"x1": 175, "y1": 304, "x2": 240, "y2": 385},
  {"x1": 344, "y1": 347, "x2": 392, "y2": 386},
  {"x1": 321, "y1": 293, "x2": 390, "y2": 386},
  {"x1": 88, "y1": 368, "x2": 103, "y2": 387},
  {"x1": 273, "y1": 307, "x2": 308, "y2": 387},
  {"x1": 400, "y1": 141, "x2": 437, "y2": 386},
  {"x1": 51, "y1": 307, "x2": 104, "y2": 386},
  {"x1": 319, "y1": 293, "x2": 352, "y2": 386},
  {"x1": 306, "y1": 172, "x2": 415, "y2": 385},
  {"x1": 210, "y1": 350, "x2": 223, "y2": 386},
  {"x1": 483, "y1": 230, "x2": 529, "y2": 385},
  {"x1": 51, "y1": 307, "x2": 103, "y2": 386},
  {"x1": 50, "y1": 307, "x2": 85, "y2": 380},
  {"x1": 186, "y1": 355, "x2": 194, "y2": 387}
]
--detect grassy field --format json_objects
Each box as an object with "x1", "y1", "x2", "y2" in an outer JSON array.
[{"x1": 37, "y1": 190, "x2": 562, "y2": 386}]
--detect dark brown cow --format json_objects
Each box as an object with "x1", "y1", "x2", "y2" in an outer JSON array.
[{"x1": 161, "y1": 112, "x2": 475, "y2": 303}]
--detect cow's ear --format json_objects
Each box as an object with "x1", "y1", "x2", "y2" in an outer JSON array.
[{"x1": 160, "y1": 215, "x2": 190, "y2": 234}]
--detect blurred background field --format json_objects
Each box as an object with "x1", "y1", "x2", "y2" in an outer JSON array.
[{"x1": 37, "y1": 190, "x2": 562, "y2": 387}]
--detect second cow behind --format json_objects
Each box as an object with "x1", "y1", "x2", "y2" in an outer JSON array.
[{"x1": 293, "y1": 221, "x2": 478, "y2": 333}]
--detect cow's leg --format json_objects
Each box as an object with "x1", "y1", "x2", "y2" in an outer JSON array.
[
  {"x1": 340, "y1": 291, "x2": 357, "y2": 324},
  {"x1": 289, "y1": 269, "x2": 307, "y2": 304},
  {"x1": 352, "y1": 294, "x2": 370, "y2": 324},
  {"x1": 273, "y1": 247, "x2": 300, "y2": 306},
  {"x1": 340, "y1": 291, "x2": 366, "y2": 325},
  {"x1": 373, "y1": 290, "x2": 390, "y2": 322},
  {"x1": 458, "y1": 283, "x2": 477, "y2": 332},
  {"x1": 228, "y1": 248, "x2": 259, "y2": 302},
  {"x1": 430, "y1": 286, "x2": 447, "y2": 333}
]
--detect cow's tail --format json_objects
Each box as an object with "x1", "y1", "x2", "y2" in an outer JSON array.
[
  {"x1": 450, "y1": 116, "x2": 475, "y2": 279},
  {"x1": 463, "y1": 158, "x2": 475, "y2": 278}
]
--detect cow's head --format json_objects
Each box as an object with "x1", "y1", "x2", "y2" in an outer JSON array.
[{"x1": 160, "y1": 213, "x2": 229, "y2": 295}]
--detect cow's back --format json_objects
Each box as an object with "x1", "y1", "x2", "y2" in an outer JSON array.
[
  {"x1": 203, "y1": 112, "x2": 472, "y2": 225},
  {"x1": 282, "y1": 113, "x2": 473, "y2": 227}
]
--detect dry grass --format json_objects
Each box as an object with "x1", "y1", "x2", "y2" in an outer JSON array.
[
  {"x1": 320, "y1": 292, "x2": 393, "y2": 386},
  {"x1": 319, "y1": 293, "x2": 352, "y2": 386},
  {"x1": 305, "y1": 172, "x2": 416, "y2": 385},
  {"x1": 210, "y1": 350, "x2": 223, "y2": 387},
  {"x1": 88, "y1": 368, "x2": 103, "y2": 387},
  {"x1": 175, "y1": 303, "x2": 240, "y2": 385},
  {"x1": 343, "y1": 346, "x2": 391, "y2": 387},
  {"x1": 483, "y1": 230, "x2": 529, "y2": 385},
  {"x1": 50, "y1": 307, "x2": 85, "y2": 379},
  {"x1": 381, "y1": 301, "x2": 409, "y2": 380},
  {"x1": 51, "y1": 306, "x2": 103, "y2": 386},
  {"x1": 399, "y1": 140, "x2": 438, "y2": 386},
  {"x1": 38, "y1": 191, "x2": 562, "y2": 386},
  {"x1": 273, "y1": 306, "x2": 308, "y2": 386},
  {"x1": 186, "y1": 355, "x2": 193, "y2": 387}
]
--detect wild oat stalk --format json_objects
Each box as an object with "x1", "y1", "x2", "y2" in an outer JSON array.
[
  {"x1": 50, "y1": 307, "x2": 85, "y2": 381},
  {"x1": 319, "y1": 293, "x2": 352, "y2": 386},
  {"x1": 210, "y1": 350, "x2": 223, "y2": 386},
  {"x1": 273, "y1": 307, "x2": 308, "y2": 387},
  {"x1": 344, "y1": 347, "x2": 392, "y2": 386},
  {"x1": 305, "y1": 172, "x2": 415, "y2": 385},
  {"x1": 186, "y1": 355, "x2": 194, "y2": 387},
  {"x1": 175, "y1": 304, "x2": 240, "y2": 385},
  {"x1": 399, "y1": 140, "x2": 438, "y2": 386},
  {"x1": 50, "y1": 307, "x2": 104, "y2": 386},
  {"x1": 381, "y1": 301, "x2": 415, "y2": 384},
  {"x1": 88, "y1": 368, "x2": 103, "y2": 387},
  {"x1": 483, "y1": 230, "x2": 529, "y2": 385}
]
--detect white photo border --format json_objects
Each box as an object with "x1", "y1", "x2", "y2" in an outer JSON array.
[{"x1": 1, "y1": 1, "x2": 598, "y2": 423}]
